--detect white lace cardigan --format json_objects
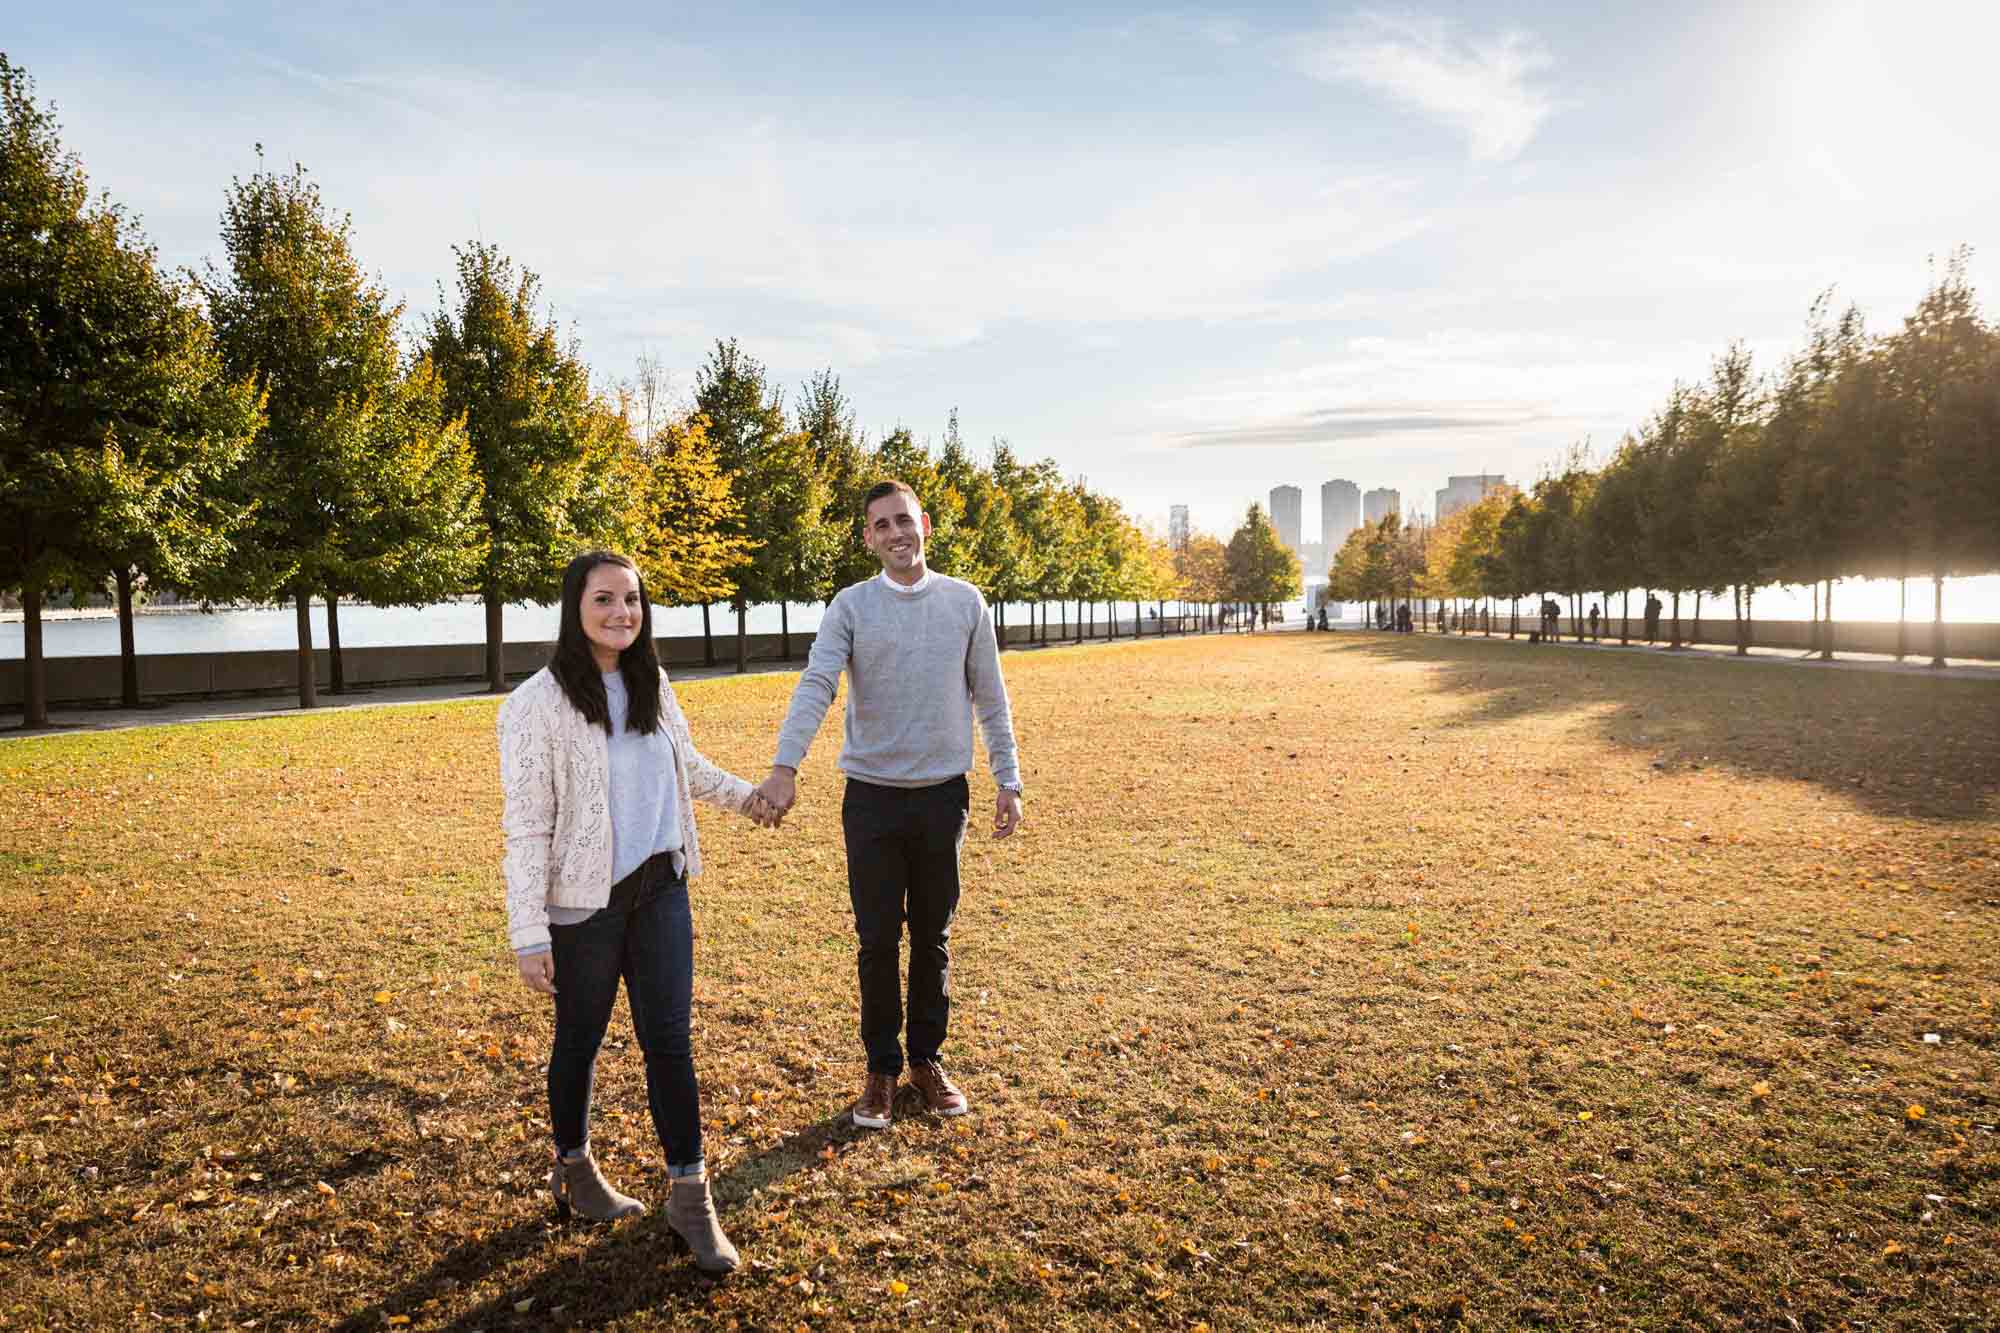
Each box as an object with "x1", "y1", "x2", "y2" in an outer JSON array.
[{"x1": 497, "y1": 666, "x2": 755, "y2": 951}]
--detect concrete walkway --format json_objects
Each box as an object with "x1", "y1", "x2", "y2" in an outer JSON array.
[
  {"x1": 8, "y1": 625, "x2": 1995, "y2": 740},
  {"x1": 1325, "y1": 620, "x2": 2000, "y2": 680}
]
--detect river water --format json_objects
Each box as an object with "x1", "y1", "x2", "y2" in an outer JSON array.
[{"x1": 5, "y1": 575, "x2": 1997, "y2": 659}]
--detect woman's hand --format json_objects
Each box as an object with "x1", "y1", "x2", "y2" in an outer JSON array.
[
  {"x1": 746, "y1": 790, "x2": 786, "y2": 829},
  {"x1": 516, "y1": 949, "x2": 557, "y2": 996}
]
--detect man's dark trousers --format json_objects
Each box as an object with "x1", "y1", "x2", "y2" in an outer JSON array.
[{"x1": 841, "y1": 775, "x2": 970, "y2": 1075}]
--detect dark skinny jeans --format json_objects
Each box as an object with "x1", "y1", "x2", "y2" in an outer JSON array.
[
  {"x1": 547, "y1": 852, "x2": 701, "y2": 1172},
  {"x1": 841, "y1": 776, "x2": 970, "y2": 1075}
]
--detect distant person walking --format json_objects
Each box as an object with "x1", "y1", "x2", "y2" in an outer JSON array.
[
  {"x1": 1644, "y1": 593, "x2": 1663, "y2": 643},
  {"x1": 756, "y1": 480, "x2": 1023, "y2": 1131},
  {"x1": 498, "y1": 551, "x2": 780, "y2": 1272},
  {"x1": 1588, "y1": 602, "x2": 1601, "y2": 641}
]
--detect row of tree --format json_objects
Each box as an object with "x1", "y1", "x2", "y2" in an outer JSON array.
[
  {"x1": 1327, "y1": 252, "x2": 2000, "y2": 666},
  {"x1": 1, "y1": 55, "x2": 1302, "y2": 725}
]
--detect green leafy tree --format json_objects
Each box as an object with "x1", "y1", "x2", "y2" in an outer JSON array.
[
  {"x1": 995, "y1": 449, "x2": 1071, "y2": 642},
  {"x1": 1179, "y1": 531, "x2": 1229, "y2": 630},
  {"x1": 327, "y1": 353, "x2": 486, "y2": 687},
  {"x1": 0, "y1": 56, "x2": 265, "y2": 722},
  {"x1": 1489, "y1": 495, "x2": 1538, "y2": 637},
  {"x1": 1885, "y1": 250, "x2": 2000, "y2": 666},
  {"x1": 1226, "y1": 502, "x2": 1301, "y2": 627},
  {"x1": 426, "y1": 241, "x2": 628, "y2": 692},
  {"x1": 1687, "y1": 345, "x2": 1780, "y2": 653},
  {"x1": 796, "y1": 369, "x2": 877, "y2": 596},
  {"x1": 202, "y1": 156, "x2": 446, "y2": 708},
  {"x1": 631, "y1": 409, "x2": 753, "y2": 618},
  {"x1": 692, "y1": 339, "x2": 838, "y2": 669},
  {"x1": 1583, "y1": 444, "x2": 1647, "y2": 643}
]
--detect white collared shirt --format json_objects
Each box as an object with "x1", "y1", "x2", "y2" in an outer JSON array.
[{"x1": 878, "y1": 566, "x2": 932, "y2": 595}]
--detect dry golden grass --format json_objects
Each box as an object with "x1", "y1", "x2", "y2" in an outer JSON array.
[{"x1": 2, "y1": 631, "x2": 1997, "y2": 1330}]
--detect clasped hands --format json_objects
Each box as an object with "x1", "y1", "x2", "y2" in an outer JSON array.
[
  {"x1": 750, "y1": 765, "x2": 1023, "y2": 839},
  {"x1": 746, "y1": 766, "x2": 798, "y2": 829}
]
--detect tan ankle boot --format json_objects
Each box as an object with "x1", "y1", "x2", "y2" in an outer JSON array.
[
  {"x1": 667, "y1": 1173, "x2": 740, "y2": 1273},
  {"x1": 549, "y1": 1147, "x2": 645, "y2": 1222}
]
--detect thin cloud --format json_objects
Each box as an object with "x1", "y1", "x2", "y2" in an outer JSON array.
[
  {"x1": 1174, "y1": 402, "x2": 1554, "y2": 448},
  {"x1": 1293, "y1": 12, "x2": 1555, "y2": 162}
]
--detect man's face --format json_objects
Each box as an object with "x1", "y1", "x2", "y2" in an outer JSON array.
[{"x1": 863, "y1": 491, "x2": 930, "y2": 578}]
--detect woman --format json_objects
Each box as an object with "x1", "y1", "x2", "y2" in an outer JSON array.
[{"x1": 498, "y1": 550, "x2": 776, "y2": 1274}]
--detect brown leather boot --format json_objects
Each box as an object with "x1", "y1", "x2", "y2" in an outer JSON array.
[
  {"x1": 549, "y1": 1147, "x2": 645, "y2": 1222},
  {"x1": 909, "y1": 1059, "x2": 968, "y2": 1117},
  {"x1": 667, "y1": 1173, "x2": 741, "y2": 1274},
  {"x1": 852, "y1": 1070, "x2": 898, "y2": 1128}
]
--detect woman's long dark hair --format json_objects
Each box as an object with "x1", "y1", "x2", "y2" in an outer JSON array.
[{"x1": 550, "y1": 551, "x2": 662, "y2": 736}]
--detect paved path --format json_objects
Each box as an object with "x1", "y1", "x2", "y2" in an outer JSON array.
[
  {"x1": 8, "y1": 626, "x2": 1995, "y2": 740},
  {"x1": 1321, "y1": 620, "x2": 2000, "y2": 680}
]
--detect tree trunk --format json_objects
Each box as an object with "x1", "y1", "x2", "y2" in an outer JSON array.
[
  {"x1": 997, "y1": 601, "x2": 1006, "y2": 651},
  {"x1": 735, "y1": 601, "x2": 748, "y2": 673},
  {"x1": 295, "y1": 589, "x2": 319, "y2": 709},
  {"x1": 19, "y1": 585, "x2": 47, "y2": 728},
  {"x1": 1930, "y1": 572, "x2": 1946, "y2": 669},
  {"x1": 115, "y1": 566, "x2": 140, "y2": 709},
  {"x1": 702, "y1": 603, "x2": 715, "y2": 667},
  {"x1": 326, "y1": 592, "x2": 345, "y2": 694},
  {"x1": 1692, "y1": 591, "x2": 1702, "y2": 646},
  {"x1": 780, "y1": 602, "x2": 790, "y2": 662},
  {"x1": 1669, "y1": 591, "x2": 1682, "y2": 649},
  {"x1": 1810, "y1": 580, "x2": 1820, "y2": 655},
  {"x1": 1508, "y1": 598, "x2": 1517, "y2": 639},
  {"x1": 485, "y1": 590, "x2": 505, "y2": 693},
  {"x1": 1087, "y1": 601, "x2": 1094, "y2": 640},
  {"x1": 1896, "y1": 573, "x2": 1907, "y2": 661},
  {"x1": 1620, "y1": 589, "x2": 1630, "y2": 645},
  {"x1": 1819, "y1": 579, "x2": 1833, "y2": 661}
]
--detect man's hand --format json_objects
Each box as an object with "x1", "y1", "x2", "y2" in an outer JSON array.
[
  {"x1": 516, "y1": 949, "x2": 556, "y2": 996},
  {"x1": 746, "y1": 790, "x2": 784, "y2": 829},
  {"x1": 756, "y1": 766, "x2": 797, "y2": 819},
  {"x1": 993, "y1": 788, "x2": 1023, "y2": 839}
]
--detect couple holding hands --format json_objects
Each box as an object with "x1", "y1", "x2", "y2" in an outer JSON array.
[{"x1": 496, "y1": 480, "x2": 1023, "y2": 1273}]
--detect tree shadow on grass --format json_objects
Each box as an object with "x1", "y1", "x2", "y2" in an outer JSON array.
[
  {"x1": 1332, "y1": 634, "x2": 2000, "y2": 822},
  {"x1": 330, "y1": 1110, "x2": 875, "y2": 1330}
]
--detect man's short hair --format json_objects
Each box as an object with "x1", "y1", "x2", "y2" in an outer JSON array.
[{"x1": 862, "y1": 479, "x2": 921, "y2": 518}]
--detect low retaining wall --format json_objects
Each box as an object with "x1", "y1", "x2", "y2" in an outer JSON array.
[
  {"x1": 9, "y1": 617, "x2": 1192, "y2": 710},
  {"x1": 1400, "y1": 615, "x2": 2000, "y2": 660}
]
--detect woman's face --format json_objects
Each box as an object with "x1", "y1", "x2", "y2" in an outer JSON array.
[{"x1": 580, "y1": 562, "x2": 644, "y2": 665}]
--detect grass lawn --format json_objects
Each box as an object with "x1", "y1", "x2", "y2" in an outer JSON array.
[{"x1": 2, "y1": 631, "x2": 1997, "y2": 1330}]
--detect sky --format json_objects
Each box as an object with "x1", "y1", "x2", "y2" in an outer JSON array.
[{"x1": 13, "y1": 0, "x2": 2000, "y2": 544}]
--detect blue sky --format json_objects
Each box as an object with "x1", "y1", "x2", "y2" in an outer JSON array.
[{"x1": 15, "y1": 1, "x2": 1999, "y2": 542}]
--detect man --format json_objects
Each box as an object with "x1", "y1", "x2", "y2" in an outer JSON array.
[{"x1": 756, "y1": 480, "x2": 1023, "y2": 1129}]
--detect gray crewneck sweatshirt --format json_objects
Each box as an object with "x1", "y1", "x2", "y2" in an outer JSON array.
[{"x1": 775, "y1": 570, "x2": 1020, "y2": 789}]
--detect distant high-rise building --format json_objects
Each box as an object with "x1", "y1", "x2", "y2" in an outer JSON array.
[
  {"x1": 1269, "y1": 485, "x2": 1302, "y2": 553},
  {"x1": 1321, "y1": 479, "x2": 1360, "y2": 552},
  {"x1": 1435, "y1": 473, "x2": 1508, "y2": 520},
  {"x1": 1363, "y1": 487, "x2": 1401, "y2": 524},
  {"x1": 1168, "y1": 504, "x2": 1190, "y2": 552}
]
